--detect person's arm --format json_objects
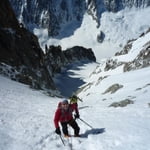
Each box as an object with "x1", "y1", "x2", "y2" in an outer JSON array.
[
  {"x1": 54, "y1": 109, "x2": 61, "y2": 128},
  {"x1": 75, "y1": 103, "x2": 79, "y2": 115}
]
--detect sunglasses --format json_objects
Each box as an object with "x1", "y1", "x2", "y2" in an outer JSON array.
[{"x1": 62, "y1": 103, "x2": 68, "y2": 105}]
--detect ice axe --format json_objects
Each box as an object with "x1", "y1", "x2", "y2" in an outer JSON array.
[
  {"x1": 78, "y1": 118, "x2": 93, "y2": 129},
  {"x1": 59, "y1": 135, "x2": 65, "y2": 146}
]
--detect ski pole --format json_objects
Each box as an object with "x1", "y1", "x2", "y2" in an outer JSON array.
[
  {"x1": 59, "y1": 135, "x2": 65, "y2": 146},
  {"x1": 78, "y1": 118, "x2": 93, "y2": 129},
  {"x1": 78, "y1": 97, "x2": 83, "y2": 102},
  {"x1": 76, "y1": 96, "x2": 83, "y2": 102}
]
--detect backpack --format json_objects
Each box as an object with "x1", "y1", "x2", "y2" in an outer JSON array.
[{"x1": 57, "y1": 102, "x2": 62, "y2": 108}]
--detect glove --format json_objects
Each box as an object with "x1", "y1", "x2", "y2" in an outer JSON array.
[
  {"x1": 74, "y1": 114, "x2": 80, "y2": 119},
  {"x1": 55, "y1": 127, "x2": 61, "y2": 135}
]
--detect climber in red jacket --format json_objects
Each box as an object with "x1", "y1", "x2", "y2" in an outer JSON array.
[{"x1": 54, "y1": 99, "x2": 80, "y2": 137}]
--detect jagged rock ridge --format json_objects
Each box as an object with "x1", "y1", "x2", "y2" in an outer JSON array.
[
  {"x1": 44, "y1": 45, "x2": 96, "y2": 77},
  {"x1": 0, "y1": 0, "x2": 57, "y2": 93}
]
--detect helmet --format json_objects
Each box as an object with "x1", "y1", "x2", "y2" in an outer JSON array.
[{"x1": 62, "y1": 99, "x2": 68, "y2": 104}]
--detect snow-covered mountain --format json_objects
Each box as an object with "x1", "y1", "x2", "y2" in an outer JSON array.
[
  {"x1": 0, "y1": 28, "x2": 150, "y2": 150},
  {"x1": 54, "y1": 27, "x2": 150, "y2": 97},
  {"x1": 9, "y1": 0, "x2": 150, "y2": 61},
  {"x1": 77, "y1": 29, "x2": 150, "y2": 98},
  {"x1": 1, "y1": 1, "x2": 150, "y2": 149},
  {"x1": 9, "y1": 0, "x2": 150, "y2": 37},
  {"x1": 39, "y1": 7, "x2": 150, "y2": 61}
]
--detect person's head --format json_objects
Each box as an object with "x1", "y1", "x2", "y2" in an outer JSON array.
[
  {"x1": 61, "y1": 99, "x2": 69, "y2": 110},
  {"x1": 70, "y1": 95, "x2": 78, "y2": 104}
]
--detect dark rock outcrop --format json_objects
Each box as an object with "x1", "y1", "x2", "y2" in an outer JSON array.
[
  {"x1": 115, "y1": 39, "x2": 134, "y2": 56},
  {"x1": 64, "y1": 46, "x2": 96, "y2": 63},
  {"x1": 44, "y1": 45, "x2": 67, "y2": 76},
  {"x1": 109, "y1": 99, "x2": 134, "y2": 107},
  {"x1": 104, "y1": 29, "x2": 150, "y2": 73},
  {"x1": 102, "y1": 84, "x2": 123, "y2": 94},
  {"x1": 0, "y1": 0, "x2": 56, "y2": 92},
  {"x1": 124, "y1": 41, "x2": 150, "y2": 72},
  {"x1": 44, "y1": 45, "x2": 96, "y2": 76}
]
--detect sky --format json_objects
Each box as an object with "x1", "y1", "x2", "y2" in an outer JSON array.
[{"x1": 1, "y1": 6, "x2": 150, "y2": 150}]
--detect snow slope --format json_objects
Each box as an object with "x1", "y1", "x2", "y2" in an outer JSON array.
[
  {"x1": 0, "y1": 64, "x2": 150, "y2": 150},
  {"x1": 0, "y1": 76, "x2": 60, "y2": 150},
  {"x1": 1, "y1": 5, "x2": 150, "y2": 150}
]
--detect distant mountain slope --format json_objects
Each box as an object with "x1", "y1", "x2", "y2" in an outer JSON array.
[
  {"x1": 9, "y1": 0, "x2": 150, "y2": 38},
  {"x1": 9, "y1": 0, "x2": 150, "y2": 61},
  {"x1": 40, "y1": 7, "x2": 150, "y2": 61},
  {"x1": 77, "y1": 29, "x2": 150, "y2": 102}
]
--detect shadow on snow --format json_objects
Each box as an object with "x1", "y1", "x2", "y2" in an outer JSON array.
[
  {"x1": 81, "y1": 128, "x2": 105, "y2": 138},
  {"x1": 54, "y1": 61, "x2": 91, "y2": 97}
]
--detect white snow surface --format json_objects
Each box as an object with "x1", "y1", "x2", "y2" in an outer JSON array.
[
  {"x1": 0, "y1": 64, "x2": 150, "y2": 150},
  {"x1": 1, "y1": 30, "x2": 150, "y2": 149}
]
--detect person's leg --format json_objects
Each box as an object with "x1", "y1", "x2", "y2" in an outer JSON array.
[
  {"x1": 61, "y1": 122, "x2": 68, "y2": 135},
  {"x1": 69, "y1": 120, "x2": 80, "y2": 136}
]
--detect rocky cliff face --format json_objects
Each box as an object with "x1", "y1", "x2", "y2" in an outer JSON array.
[
  {"x1": 64, "y1": 46, "x2": 96, "y2": 63},
  {"x1": 9, "y1": 0, "x2": 150, "y2": 37},
  {"x1": 102, "y1": 28, "x2": 150, "y2": 73},
  {"x1": 0, "y1": 0, "x2": 56, "y2": 93},
  {"x1": 9, "y1": 0, "x2": 86, "y2": 37}
]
